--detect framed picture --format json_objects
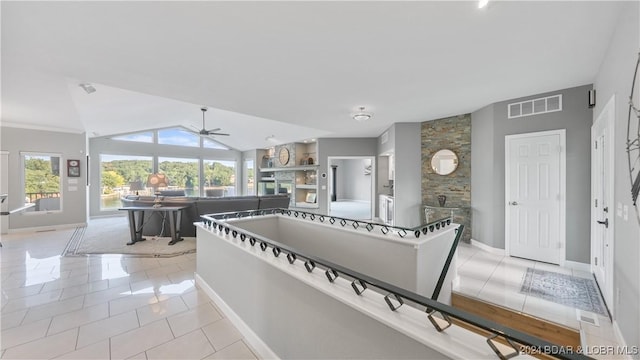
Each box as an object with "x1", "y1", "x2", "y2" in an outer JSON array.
[
  {"x1": 305, "y1": 192, "x2": 317, "y2": 203},
  {"x1": 67, "y1": 159, "x2": 81, "y2": 177}
]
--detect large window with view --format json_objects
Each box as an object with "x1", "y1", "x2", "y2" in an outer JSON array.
[
  {"x1": 158, "y1": 157, "x2": 200, "y2": 196},
  {"x1": 22, "y1": 153, "x2": 62, "y2": 213},
  {"x1": 100, "y1": 154, "x2": 153, "y2": 210},
  {"x1": 204, "y1": 160, "x2": 236, "y2": 197}
]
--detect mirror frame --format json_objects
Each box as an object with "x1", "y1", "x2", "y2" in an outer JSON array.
[{"x1": 431, "y1": 149, "x2": 458, "y2": 175}]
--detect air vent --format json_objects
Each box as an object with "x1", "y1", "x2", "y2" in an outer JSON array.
[
  {"x1": 508, "y1": 94, "x2": 563, "y2": 119},
  {"x1": 576, "y1": 309, "x2": 599, "y2": 326}
]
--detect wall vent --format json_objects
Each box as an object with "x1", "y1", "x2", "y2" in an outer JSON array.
[
  {"x1": 576, "y1": 309, "x2": 599, "y2": 327},
  {"x1": 508, "y1": 94, "x2": 562, "y2": 119}
]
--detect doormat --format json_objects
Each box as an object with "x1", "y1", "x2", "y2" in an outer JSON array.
[
  {"x1": 520, "y1": 268, "x2": 606, "y2": 316},
  {"x1": 63, "y1": 217, "x2": 196, "y2": 258}
]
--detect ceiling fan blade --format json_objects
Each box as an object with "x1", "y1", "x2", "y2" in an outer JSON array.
[
  {"x1": 209, "y1": 132, "x2": 230, "y2": 136},
  {"x1": 205, "y1": 128, "x2": 221, "y2": 132}
]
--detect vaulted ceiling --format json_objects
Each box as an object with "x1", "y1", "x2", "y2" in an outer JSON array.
[{"x1": 1, "y1": 1, "x2": 624, "y2": 151}]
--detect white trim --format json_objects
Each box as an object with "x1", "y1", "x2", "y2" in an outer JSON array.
[
  {"x1": 612, "y1": 320, "x2": 633, "y2": 360},
  {"x1": 504, "y1": 129, "x2": 567, "y2": 266},
  {"x1": 470, "y1": 238, "x2": 505, "y2": 256},
  {"x1": 7, "y1": 222, "x2": 87, "y2": 233},
  {"x1": 195, "y1": 273, "x2": 280, "y2": 360},
  {"x1": 0, "y1": 150, "x2": 9, "y2": 155},
  {"x1": 590, "y1": 94, "x2": 615, "y2": 313},
  {"x1": 564, "y1": 260, "x2": 591, "y2": 273}
]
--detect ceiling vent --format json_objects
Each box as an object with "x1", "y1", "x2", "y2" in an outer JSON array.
[{"x1": 508, "y1": 94, "x2": 562, "y2": 119}]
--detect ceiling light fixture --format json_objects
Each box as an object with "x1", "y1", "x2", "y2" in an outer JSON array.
[
  {"x1": 353, "y1": 107, "x2": 372, "y2": 122},
  {"x1": 79, "y1": 83, "x2": 96, "y2": 94},
  {"x1": 478, "y1": 0, "x2": 489, "y2": 9},
  {"x1": 265, "y1": 135, "x2": 278, "y2": 143}
]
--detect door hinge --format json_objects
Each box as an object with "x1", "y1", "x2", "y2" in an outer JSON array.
[
  {"x1": 595, "y1": 140, "x2": 598, "y2": 149},
  {"x1": 595, "y1": 257, "x2": 598, "y2": 266},
  {"x1": 595, "y1": 199, "x2": 598, "y2": 208}
]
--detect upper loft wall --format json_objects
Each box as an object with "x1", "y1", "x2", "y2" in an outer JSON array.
[
  {"x1": 471, "y1": 84, "x2": 593, "y2": 263},
  {"x1": 592, "y1": 0, "x2": 639, "y2": 349},
  {"x1": 0, "y1": 126, "x2": 88, "y2": 230},
  {"x1": 421, "y1": 115, "x2": 472, "y2": 242}
]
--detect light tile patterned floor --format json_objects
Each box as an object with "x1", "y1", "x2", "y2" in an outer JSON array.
[
  {"x1": 0, "y1": 225, "x2": 258, "y2": 360},
  {"x1": 0, "y1": 220, "x2": 628, "y2": 359},
  {"x1": 455, "y1": 242, "x2": 625, "y2": 359}
]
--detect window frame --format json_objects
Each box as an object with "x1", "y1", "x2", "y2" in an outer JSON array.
[{"x1": 21, "y1": 151, "x2": 64, "y2": 214}]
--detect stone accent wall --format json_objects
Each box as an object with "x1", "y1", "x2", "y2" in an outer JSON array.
[{"x1": 421, "y1": 115, "x2": 472, "y2": 242}]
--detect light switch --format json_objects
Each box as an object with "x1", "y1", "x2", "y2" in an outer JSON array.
[{"x1": 617, "y1": 202, "x2": 623, "y2": 217}]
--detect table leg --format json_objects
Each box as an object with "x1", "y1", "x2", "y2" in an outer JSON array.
[
  {"x1": 127, "y1": 210, "x2": 146, "y2": 245},
  {"x1": 167, "y1": 210, "x2": 183, "y2": 245}
]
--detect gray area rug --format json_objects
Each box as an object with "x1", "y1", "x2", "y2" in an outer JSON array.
[
  {"x1": 63, "y1": 217, "x2": 196, "y2": 258},
  {"x1": 520, "y1": 268, "x2": 606, "y2": 315}
]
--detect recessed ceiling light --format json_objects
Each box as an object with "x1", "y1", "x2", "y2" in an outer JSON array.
[
  {"x1": 353, "y1": 106, "x2": 372, "y2": 122},
  {"x1": 478, "y1": 0, "x2": 489, "y2": 9}
]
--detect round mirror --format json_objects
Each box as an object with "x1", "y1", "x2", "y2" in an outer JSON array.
[{"x1": 431, "y1": 149, "x2": 458, "y2": 175}]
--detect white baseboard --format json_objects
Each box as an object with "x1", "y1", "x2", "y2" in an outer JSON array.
[
  {"x1": 470, "y1": 239, "x2": 505, "y2": 256},
  {"x1": 612, "y1": 320, "x2": 633, "y2": 360},
  {"x1": 195, "y1": 273, "x2": 279, "y2": 360},
  {"x1": 564, "y1": 260, "x2": 591, "y2": 273},
  {"x1": 8, "y1": 222, "x2": 87, "y2": 233}
]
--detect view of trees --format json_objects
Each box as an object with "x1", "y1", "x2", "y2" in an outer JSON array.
[
  {"x1": 100, "y1": 159, "x2": 235, "y2": 194},
  {"x1": 24, "y1": 157, "x2": 61, "y2": 195}
]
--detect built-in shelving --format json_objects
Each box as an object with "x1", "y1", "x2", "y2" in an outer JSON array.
[{"x1": 259, "y1": 165, "x2": 319, "y2": 172}]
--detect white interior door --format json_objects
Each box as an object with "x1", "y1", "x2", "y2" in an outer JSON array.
[
  {"x1": 506, "y1": 130, "x2": 565, "y2": 264},
  {"x1": 591, "y1": 95, "x2": 615, "y2": 310}
]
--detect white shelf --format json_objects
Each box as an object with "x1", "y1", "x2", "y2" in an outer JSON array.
[
  {"x1": 294, "y1": 202, "x2": 319, "y2": 209},
  {"x1": 259, "y1": 165, "x2": 319, "y2": 172},
  {"x1": 296, "y1": 184, "x2": 317, "y2": 189}
]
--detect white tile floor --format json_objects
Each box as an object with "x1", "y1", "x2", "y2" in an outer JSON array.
[
  {"x1": 0, "y1": 221, "x2": 627, "y2": 360},
  {"x1": 0, "y1": 227, "x2": 258, "y2": 360},
  {"x1": 455, "y1": 242, "x2": 624, "y2": 359}
]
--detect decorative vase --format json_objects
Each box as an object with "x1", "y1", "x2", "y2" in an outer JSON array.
[{"x1": 437, "y1": 195, "x2": 447, "y2": 207}]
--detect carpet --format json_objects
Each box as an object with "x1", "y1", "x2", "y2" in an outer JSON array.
[
  {"x1": 63, "y1": 217, "x2": 196, "y2": 257},
  {"x1": 520, "y1": 268, "x2": 606, "y2": 316}
]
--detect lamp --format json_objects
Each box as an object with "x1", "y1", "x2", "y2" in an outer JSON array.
[
  {"x1": 353, "y1": 107, "x2": 372, "y2": 122},
  {"x1": 146, "y1": 173, "x2": 169, "y2": 207},
  {"x1": 129, "y1": 180, "x2": 145, "y2": 195}
]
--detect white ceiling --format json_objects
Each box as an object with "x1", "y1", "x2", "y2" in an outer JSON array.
[{"x1": 1, "y1": 1, "x2": 624, "y2": 151}]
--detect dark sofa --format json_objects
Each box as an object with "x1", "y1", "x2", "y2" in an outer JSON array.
[{"x1": 121, "y1": 194, "x2": 290, "y2": 237}]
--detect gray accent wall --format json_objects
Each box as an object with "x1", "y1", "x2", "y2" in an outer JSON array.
[
  {"x1": 0, "y1": 127, "x2": 88, "y2": 230},
  {"x1": 316, "y1": 138, "x2": 378, "y2": 215},
  {"x1": 470, "y1": 104, "x2": 496, "y2": 247},
  {"x1": 592, "y1": 1, "x2": 639, "y2": 350},
  {"x1": 471, "y1": 84, "x2": 593, "y2": 264}
]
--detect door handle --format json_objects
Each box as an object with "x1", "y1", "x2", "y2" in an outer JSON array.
[
  {"x1": 597, "y1": 218, "x2": 609, "y2": 228},
  {"x1": 509, "y1": 201, "x2": 518, "y2": 206}
]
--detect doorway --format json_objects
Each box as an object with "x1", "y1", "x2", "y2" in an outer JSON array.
[
  {"x1": 327, "y1": 156, "x2": 375, "y2": 220},
  {"x1": 591, "y1": 95, "x2": 615, "y2": 310},
  {"x1": 505, "y1": 129, "x2": 566, "y2": 265}
]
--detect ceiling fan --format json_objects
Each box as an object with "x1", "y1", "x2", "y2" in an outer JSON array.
[{"x1": 192, "y1": 107, "x2": 229, "y2": 137}]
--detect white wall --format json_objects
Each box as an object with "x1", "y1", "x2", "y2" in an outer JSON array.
[
  {"x1": 332, "y1": 158, "x2": 372, "y2": 201},
  {"x1": 0, "y1": 127, "x2": 88, "y2": 230},
  {"x1": 592, "y1": 1, "x2": 639, "y2": 350}
]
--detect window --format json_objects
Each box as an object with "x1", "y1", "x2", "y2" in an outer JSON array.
[
  {"x1": 203, "y1": 160, "x2": 236, "y2": 197},
  {"x1": 244, "y1": 159, "x2": 254, "y2": 195},
  {"x1": 111, "y1": 131, "x2": 153, "y2": 143},
  {"x1": 100, "y1": 154, "x2": 153, "y2": 210},
  {"x1": 159, "y1": 157, "x2": 200, "y2": 196},
  {"x1": 203, "y1": 138, "x2": 230, "y2": 150},
  {"x1": 158, "y1": 128, "x2": 200, "y2": 147},
  {"x1": 22, "y1": 153, "x2": 62, "y2": 212}
]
